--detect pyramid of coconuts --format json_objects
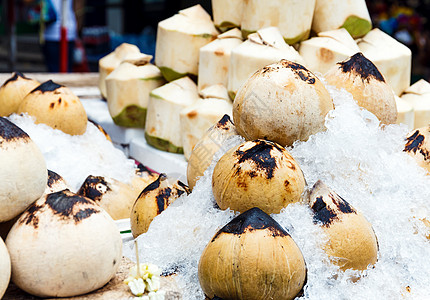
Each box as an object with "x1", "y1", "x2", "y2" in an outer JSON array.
[{"x1": 98, "y1": 0, "x2": 428, "y2": 159}]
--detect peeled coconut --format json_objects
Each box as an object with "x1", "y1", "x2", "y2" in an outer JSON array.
[
  {"x1": 312, "y1": 0, "x2": 372, "y2": 38},
  {"x1": 325, "y1": 52, "x2": 397, "y2": 124},
  {"x1": 199, "y1": 84, "x2": 230, "y2": 101},
  {"x1": 105, "y1": 55, "x2": 165, "y2": 128},
  {"x1": 299, "y1": 28, "x2": 360, "y2": 75},
  {"x1": 0, "y1": 72, "x2": 40, "y2": 116},
  {"x1": 78, "y1": 172, "x2": 157, "y2": 220},
  {"x1": 404, "y1": 126, "x2": 430, "y2": 174},
  {"x1": 18, "y1": 80, "x2": 88, "y2": 135},
  {"x1": 187, "y1": 114, "x2": 238, "y2": 190},
  {"x1": 395, "y1": 95, "x2": 414, "y2": 130},
  {"x1": 180, "y1": 96, "x2": 232, "y2": 160},
  {"x1": 400, "y1": 79, "x2": 430, "y2": 129},
  {"x1": 131, "y1": 174, "x2": 190, "y2": 238},
  {"x1": 308, "y1": 180, "x2": 378, "y2": 271},
  {"x1": 6, "y1": 190, "x2": 122, "y2": 297},
  {"x1": 358, "y1": 28, "x2": 412, "y2": 96},
  {"x1": 0, "y1": 237, "x2": 10, "y2": 299},
  {"x1": 228, "y1": 27, "x2": 306, "y2": 99},
  {"x1": 198, "y1": 207, "x2": 307, "y2": 300},
  {"x1": 233, "y1": 59, "x2": 333, "y2": 146},
  {"x1": 145, "y1": 76, "x2": 200, "y2": 153},
  {"x1": 0, "y1": 117, "x2": 47, "y2": 222},
  {"x1": 241, "y1": 0, "x2": 315, "y2": 44},
  {"x1": 213, "y1": 139, "x2": 305, "y2": 214},
  {"x1": 198, "y1": 28, "x2": 243, "y2": 91},
  {"x1": 212, "y1": 0, "x2": 243, "y2": 32},
  {"x1": 98, "y1": 43, "x2": 141, "y2": 99},
  {"x1": 155, "y1": 5, "x2": 218, "y2": 82}
]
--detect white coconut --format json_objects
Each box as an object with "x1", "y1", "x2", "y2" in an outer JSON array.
[
  {"x1": 6, "y1": 190, "x2": 122, "y2": 298},
  {"x1": 233, "y1": 59, "x2": 333, "y2": 146},
  {"x1": 400, "y1": 79, "x2": 430, "y2": 129},
  {"x1": 312, "y1": 0, "x2": 372, "y2": 38},
  {"x1": 198, "y1": 28, "x2": 243, "y2": 91},
  {"x1": 227, "y1": 26, "x2": 305, "y2": 99},
  {"x1": 98, "y1": 43, "x2": 141, "y2": 99},
  {"x1": 241, "y1": 0, "x2": 315, "y2": 44},
  {"x1": 308, "y1": 180, "x2": 378, "y2": 271},
  {"x1": 395, "y1": 95, "x2": 414, "y2": 130},
  {"x1": 155, "y1": 5, "x2": 218, "y2": 82},
  {"x1": 211, "y1": 0, "x2": 244, "y2": 31},
  {"x1": 199, "y1": 84, "x2": 230, "y2": 101},
  {"x1": 0, "y1": 117, "x2": 47, "y2": 222},
  {"x1": 145, "y1": 77, "x2": 200, "y2": 153},
  {"x1": 187, "y1": 114, "x2": 238, "y2": 190},
  {"x1": 324, "y1": 52, "x2": 397, "y2": 125},
  {"x1": 0, "y1": 72, "x2": 40, "y2": 116},
  {"x1": 0, "y1": 237, "x2": 10, "y2": 299},
  {"x1": 106, "y1": 57, "x2": 165, "y2": 128},
  {"x1": 299, "y1": 28, "x2": 360, "y2": 75},
  {"x1": 358, "y1": 28, "x2": 412, "y2": 96}
]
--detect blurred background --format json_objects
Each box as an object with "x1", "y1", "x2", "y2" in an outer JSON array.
[{"x1": 0, "y1": 0, "x2": 429, "y2": 83}]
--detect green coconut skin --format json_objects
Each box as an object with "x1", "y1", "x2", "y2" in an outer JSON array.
[
  {"x1": 241, "y1": 29, "x2": 310, "y2": 45},
  {"x1": 158, "y1": 66, "x2": 198, "y2": 83},
  {"x1": 145, "y1": 132, "x2": 184, "y2": 154},
  {"x1": 112, "y1": 105, "x2": 147, "y2": 128},
  {"x1": 216, "y1": 21, "x2": 240, "y2": 33},
  {"x1": 341, "y1": 15, "x2": 372, "y2": 38},
  {"x1": 228, "y1": 91, "x2": 236, "y2": 101}
]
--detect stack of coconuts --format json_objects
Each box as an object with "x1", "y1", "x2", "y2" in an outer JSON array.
[{"x1": 99, "y1": 0, "x2": 430, "y2": 161}]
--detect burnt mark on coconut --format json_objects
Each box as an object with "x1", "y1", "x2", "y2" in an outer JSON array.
[
  {"x1": 338, "y1": 53, "x2": 385, "y2": 83},
  {"x1": 156, "y1": 187, "x2": 172, "y2": 214},
  {"x1": 177, "y1": 181, "x2": 190, "y2": 195},
  {"x1": 139, "y1": 174, "x2": 165, "y2": 197},
  {"x1": 311, "y1": 196, "x2": 337, "y2": 226},
  {"x1": 330, "y1": 193, "x2": 356, "y2": 214},
  {"x1": 47, "y1": 170, "x2": 63, "y2": 189},
  {"x1": 46, "y1": 191, "x2": 100, "y2": 223},
  {"x1": 280, "y1": 60, "x2": 316, "y2": 84},
  {"x1": 77, "y1": 175, "x2": 110, "y2": 202},
  {"x1": 136, "y1": 163, "x2": 157, "y2": 176},
  {"x1": 0, "y1": 117, "x2": 29, "y2": 142},
  {"x1": 211, "y1": 207, "x2": 290, "y2": 242},
  {"x1": 2, "y1": 72, "x2": 28, "y2": 87},
  {"x1": 19, "y1": 202, "x2": 43, "y2": 229},
  {"x1": 235, "y1": 140, "x2": 283, "y2": 179},
  {"x1": 31, "y1": 80, "x2": 63, "y2": 94},
  {"x1": 216, "y1": 114, "x2": 234, "y2": 130},
  {"x1": 404, "y1": 130, "x2": 430, "y2": 160}
]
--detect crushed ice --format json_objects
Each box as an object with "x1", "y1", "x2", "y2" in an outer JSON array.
[{"x1": 124, "y1": 83, "x2": 430, "y2": 299}]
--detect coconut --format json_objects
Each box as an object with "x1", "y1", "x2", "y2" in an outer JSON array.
[
  {"x1": 198, "y1": 207, "x2": 307, "y2": 300},
  {"x1": 312, "y1": 0, "x2": 372, "y2": 38},
  {"x1": 212, "y1": 139, "x2": 305, "y2": 214},
  {"x1": 105, "y1": 56, "x2": 165, "y2": 128},
  {"x1": 18, "y1": 80, "x2": 88, "y2": 135},
  {"x1": 241, "y1": 0, "x2": 315, "y2": 44},
  {"x1": 400, "y1": 79, "x2": 430, "y2": 129},
  {"x1": 395, "y1": 95, "x2": 414, "y2": 130},
  {"x1": 358, "y1": 28, "x2": 412, "y2": 96},
  {"x1": 187, "y1": 114, "x2": 238, "y2": 190},
  {"x1": 155, "y1": 5, "x2": 218, "y2": 82},
  {"x1": 0, "y1": 117, "x2": 47, "y2": 222},
  {"x1": 78, "y1": 172, "x2": 157, "y2": 220},
  {"x1": 308, "y1": 180, "x2": 378, "y2": 271},
  {"x1": 299, "y1": 28, "x2": 360, "y2": 75},
  {"x1": 404, "y1": 126, "x2": 430, "y2": 173},
  {"x1": 228, "y1": 27, "x2": 306, "y2": 100},
  {"x1": 98, "y1": 43, "x2": 141, "y2": 99},
  {"x1": 233, "y1": 59, "x2": 333, "y2": 146},
  {"x1": 6, "y1": 190, "x2": 122, "y2": 297},
  {"x1": 212, "y1": 0, "x2": 244, "y2": 31},
  {"x1": 325, "y1": 53, "x2": 397, "y2": 124},
  {"x1": 0, "y1": 237, "x2": 10, "y2": 299},
  {"x1": 131, "y1": 174, "x2": 190, "y2": 238},
  {"x1": 145, "y1": 77, "x2": 200, "y2": 153},
  {"x1": 198, "y1": 28, "x2": 243, "y2": 91},
  {"x1": 0, "y1": 72, "x2": 40, "y2": 116},
  {"x1": 199, "y1": 84, "x2": 230, "y2": 101},
  {"x1": 180, "y1": 97, "x2": 232, "y2": 160}
]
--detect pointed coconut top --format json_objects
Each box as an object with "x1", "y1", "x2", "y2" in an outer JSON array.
[
  {"x1": 150, "y1": 77, "x2": 199, "y2": 105},
  {"x1": 403, "y1": 79, "x2": 430, "y2": 96},
  {"x1": 336, "y1": 52, "x2": 386, "y2": 83},
  {"x1": 211, "y1": 207, "x2": 290, "y2": 242},
  {"x1": 121, "y1": 53, "x2": 153, "y2": 66},
  {"x1": 248, "y1": 27, "x2": 288, "y2": 50},
  {"x1": 1, "y1": 72, "x2": 33, "y2": 87},
  {"x1": 308, "y1": 180, "x2": 357, "y2": 227},
  {"x1": 217, "y1": 28, "x2": 242, "y2": 40},
  {"x1": 106, "y1": 61, "x2": 162, "y2": 81},
  {"x1": 159, "y1": 4, "x2": 218, "y2": 36},
  {"x1": 46, "y1": 170, "x2": 69, "y2": 194},
  {"x1": 0, "y1": 117, "x2": 30, "y2": 143},
  {"x1": 99, "y1": 43, "x2": 141, "y2": 69},
  {"x1": 317, "y1": 28, "x2": 360, "y2": 52},
  {"x1": 358, "y1": 28, "x2": 411, "y2": 59},
  {"x1": 199, "y1": 84, "x2": 229, "y2": 101}
]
